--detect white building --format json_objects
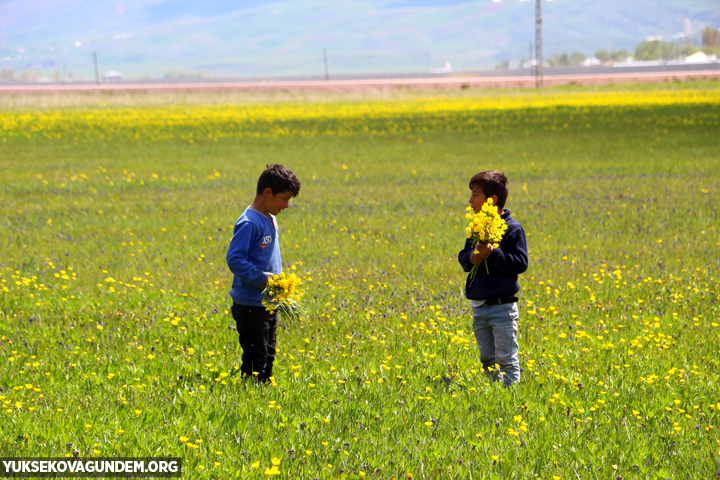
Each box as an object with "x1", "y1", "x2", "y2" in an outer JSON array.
[
  {"x1": 102, "y1": 71, "x2": 123, "y2": 82},
  {"x1": 581, "y1": 57, "x2": 602, "y2": 67},
  {"x1": 685, "y1": 51, "x2": 709, "y2": 63}
]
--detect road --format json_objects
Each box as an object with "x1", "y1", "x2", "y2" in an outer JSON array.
[{"x1": 1, "y1": 69, "x2": 718, "y2": 93}]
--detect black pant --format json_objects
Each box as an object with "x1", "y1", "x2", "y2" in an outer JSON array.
[{"x1": 231, "y1": 303, "x2": 278, "y2": 383}]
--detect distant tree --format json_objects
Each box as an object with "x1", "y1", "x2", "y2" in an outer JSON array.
[
  {"x1": 569, "y1": 52, "x2": 587, "y2": 65},
  {"x1": 19, "y1": 70, "x2": 39, "y2": 82},
  {"x1": 702, "y1": 26, "x2": 719, "y2": 48},
  {"x1": 681, "y1": 43, "x2": 699, "y2": 57},
  {"x1": 595, "y1": 50, "x2": 609, "y2": 62},
  {"x1": 610, "y1": 49, "x2": 631, "y2": 61},
  {"x1": 635, "y1": 40, "x2": 657, "y2": 60},
  {"x1": 164, "y1": 69, "x2": 185, "y2": 79},
  {"x1": 548, "y1": 51, "x2": 587, "y2": 66},
  {"x1": 495, "y1": 60, "x2": 509, "y2": 70},
  {"x1": 635, "y1": 40, "x2": 675, "y2": 61},
  {"x1": 0, "y1": 68, "x2": 14, "y2": 82},
  {"x1": 548, "y1": 52, "x2": 569, "y2": 66},
  {"x1": 164, "y1": 68, "x2": 205, "y2": 79}
]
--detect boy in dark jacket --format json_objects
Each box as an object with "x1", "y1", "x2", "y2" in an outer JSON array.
[{"x1": 458, "y1": 171, "x2": 528, "y2": 386}]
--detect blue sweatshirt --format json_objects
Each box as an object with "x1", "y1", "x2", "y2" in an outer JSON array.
[
  {"x1": 458, "y1": 209, "x2": 528, "y2": 300},
  {"x1": 227, "y1": 207, "x2": 282, "y2": 306}
]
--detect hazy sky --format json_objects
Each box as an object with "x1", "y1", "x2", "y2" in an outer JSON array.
[{"x1": 1, "y1": 0, "x2": 718, "y2": 78}]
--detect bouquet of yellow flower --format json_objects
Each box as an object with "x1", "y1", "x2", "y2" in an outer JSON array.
[
  {"x1": 465, "y1": 198, "x2": 508, "y2": 283},
  {"x1": 262, "y1": 271, "x2": 304, "y2": 322}
]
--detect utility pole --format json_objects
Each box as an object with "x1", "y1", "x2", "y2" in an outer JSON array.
[
  {"x1": 535, "y1": 0, "x2": 543, "y2": 88},
  {"x1": 529, "y1": 41, "x2": 533, "y2": 77},
  {"x1": 93, "y1": 51, "x2": 100, "y2": 84},
  {"x1": 323, "y1": 48, "x2": 329, "y2": 81}
]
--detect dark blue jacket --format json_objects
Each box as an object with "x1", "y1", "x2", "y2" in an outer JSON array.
[{"x1": 458, "y1": 209, "x2": 528, "y2": 300}]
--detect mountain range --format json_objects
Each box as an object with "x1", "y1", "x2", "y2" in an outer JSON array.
[{"x1": 1, "y1": 0, "x2": 718, "y2": 79}]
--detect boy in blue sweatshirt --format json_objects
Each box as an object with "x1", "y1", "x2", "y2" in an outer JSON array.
[
  {"x1": 458, "y1": 171, "x2": 528, "y2": 387},
  {"x1": 227, "y1": 164, "x2": 301, "y2": 383}
]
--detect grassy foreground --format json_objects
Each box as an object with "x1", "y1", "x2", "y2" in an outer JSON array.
[{"x1": 1, "y1": 84, "x2": 719, "y2": 479}]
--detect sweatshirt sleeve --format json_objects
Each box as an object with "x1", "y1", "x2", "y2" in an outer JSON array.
[
  {"x1": 226, "y1": 222, "x2": 268, "y2": 290},
  {"x1": 486, "y1": 226, "x2": 528, "y2": 275},
  {"x1": 458, "y1": 238, "x2": 475, "y2": 273}
]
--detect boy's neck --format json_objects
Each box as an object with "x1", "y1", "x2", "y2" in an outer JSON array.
[{"x1": 250, "y1": 196, "x2": 270, "y2": 216}]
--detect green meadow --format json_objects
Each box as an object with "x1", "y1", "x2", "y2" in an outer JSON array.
[{"x1": 0, "y1": 83, "x2": 719, "y2": 479}]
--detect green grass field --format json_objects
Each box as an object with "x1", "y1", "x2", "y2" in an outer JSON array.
[{"x1": 1, "y1": 83, "x2": 719, "y2": 479}]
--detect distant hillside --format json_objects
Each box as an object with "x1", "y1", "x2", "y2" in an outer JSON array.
[{"x1": 1, "y1": 0, "x2": 718, "y2": 79}]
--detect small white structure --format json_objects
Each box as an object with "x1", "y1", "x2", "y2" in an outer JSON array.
[
  {"x1": 102, "y1": 71, "x2": 123, "y2": 82},
  {"x1": 430, "y1": 62, "x2": 453, "y2": 74},
  {"x1": 614, "y1": 59, "x2": 667, "y2": 68},
  {"x1": 522, "y1": 59, "x2": 549, "y2": 69},
  {"x1": 685, "y1": 51, "x2": 709, "y2": 63},
  {"x1": 582, "y1": 57, "x2": 602, "y2": 67}
]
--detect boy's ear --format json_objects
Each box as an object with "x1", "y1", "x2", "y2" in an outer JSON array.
[
  {"x1": 262, "y1": 187, "x2": 274, "y2": 197},
  {"x1": 490, "y1": 195, "x2": 499, "y2": 205}
]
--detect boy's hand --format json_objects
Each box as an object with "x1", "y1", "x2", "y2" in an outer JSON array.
[{"x1": 470, "y1": 243, "x2": 493, "y2": 264}]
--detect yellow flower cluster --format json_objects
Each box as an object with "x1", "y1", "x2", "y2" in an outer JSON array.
[
  {"x1": 465, "y1": 199, "x2": 508, "y2": 281},
  {"x1": 264, "y1": 457, "x2": 282, "y2": 476},
  {"x1": 262, "y1": 272, "x2": 303, "y2": 316},
  {"x1": 465, "y1": 200, "x2": 507, "y2": 248}
]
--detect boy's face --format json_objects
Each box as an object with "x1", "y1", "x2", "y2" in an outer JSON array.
[
  {"x1": 469, "y1": 185, "x2": 500, "y2": 214},
  {"x1": 469, "y1": 185, "x2": 487, "y2": 213},
  {"x1": 264, "y1": 189, "x2": 294, "y2": 216}
]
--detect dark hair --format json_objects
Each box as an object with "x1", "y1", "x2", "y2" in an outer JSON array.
[
  {"x1": 469, "y1": 171, "x2": 509, "y2": 210},
  {"x1": 256, "y1": 164, "x2": 301, "y2": 196}
]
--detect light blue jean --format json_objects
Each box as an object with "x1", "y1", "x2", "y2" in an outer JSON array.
[{"x1": 471, "y1": 302, "x2": 520, "y2": 387}]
